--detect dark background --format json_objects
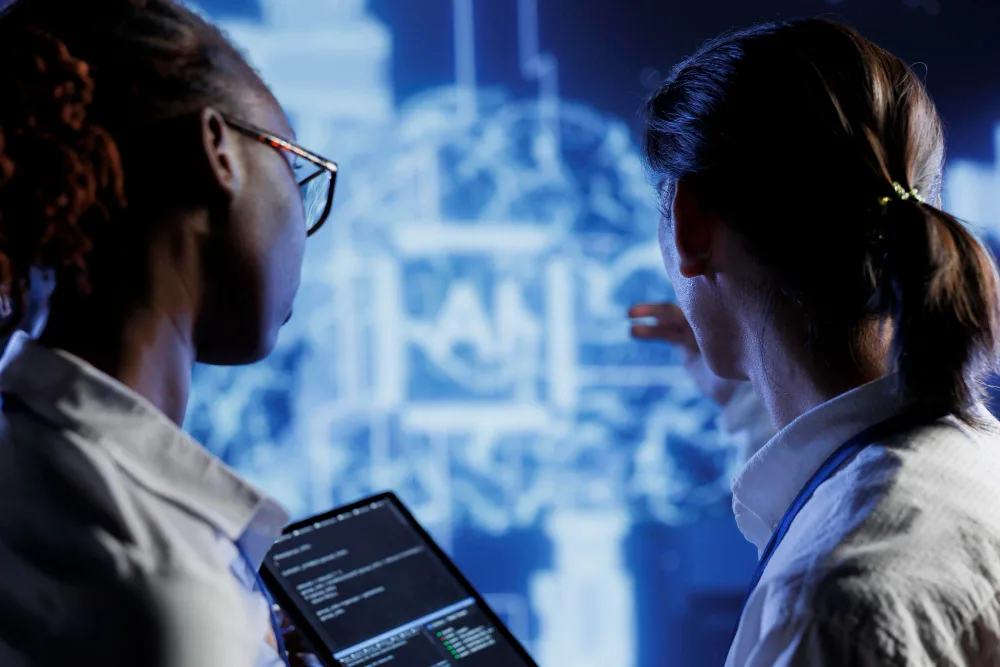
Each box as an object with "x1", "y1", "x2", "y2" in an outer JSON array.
[{"x1": 206, "y1": 0, "x2": 1000, "y2": 162}]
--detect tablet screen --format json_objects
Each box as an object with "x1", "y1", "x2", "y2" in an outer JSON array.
[{"x1": 262, "y1": 495, "x2": 537, "y2": 667}]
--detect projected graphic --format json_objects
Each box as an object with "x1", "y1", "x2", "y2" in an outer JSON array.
[
  {"x1": 946, "y1": 124, "x2": 1000, "y2": 234},
  {"x1": 183, "y1": 1, "x2": 1000, "y2": 665}
]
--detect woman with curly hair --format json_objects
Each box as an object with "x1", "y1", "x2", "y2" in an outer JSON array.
[{"x1": 0, "y1": 1, "x2": 337, "y2": 665}]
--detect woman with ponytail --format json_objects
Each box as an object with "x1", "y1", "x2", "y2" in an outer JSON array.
[
  {"x1": 631, "y1": 18, "x2": 1000, "y2": 666},
  {"x1": 0, "y1": 1, "x2": 337, "y2": 665}
]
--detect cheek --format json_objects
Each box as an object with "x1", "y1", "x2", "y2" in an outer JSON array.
[
  {"x1": 271, "y1": 198, "x2": 306, "y2": 290},
  {"x1": 254, "y1": 178, "x2": 306, "y2": 318},
  {"x1": 687, "y1": 279, "x2": 747, "y2": 379},
  {"x1": 659, "y1": 218, "x2": 702, "y2": 341},
  {"x1": 658, "y1": 218, "x2": 683, "y2": 287}
]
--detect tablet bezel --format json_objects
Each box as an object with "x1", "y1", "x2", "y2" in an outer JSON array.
[{"x1": 260, "y1": 490, "x2": 540, "y2": 667}]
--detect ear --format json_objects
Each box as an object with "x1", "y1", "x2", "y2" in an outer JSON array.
[
  {"x1": 672, "y1": 180, "x2": 721, "y2": 278},
  {"x1": 198, "y1": 107, "x2": 243, "y2": 204}
]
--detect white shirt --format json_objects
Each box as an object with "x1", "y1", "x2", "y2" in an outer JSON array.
[
  {"x1": 724, "y1": 375, "x2": 1000, "y2": 666},
  {"x1": 719, "y1": 381, "x2": 777, "y2": 465},
  {"x1": 0, "y1": 333, "x2": 289, "y2": 667}
]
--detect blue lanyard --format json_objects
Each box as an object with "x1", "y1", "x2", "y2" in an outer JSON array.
[
  {"x1": 235, "y1": 542, "x2": 291, "y2": 667},
  {"x1": 732, "y1": 407, "x2": 947, "y2": 643}
]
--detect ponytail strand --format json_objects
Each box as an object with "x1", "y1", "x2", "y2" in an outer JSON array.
[{"x1": 874, "y1": 196, "x2": 1000, "y2": 413}]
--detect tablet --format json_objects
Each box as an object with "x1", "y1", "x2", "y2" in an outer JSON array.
[{"x1": 261, "y1": 492, "x2": 539, "y2": 667}]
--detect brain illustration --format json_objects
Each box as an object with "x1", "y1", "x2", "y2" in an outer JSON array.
[{"x1": 185, "y1": 85, "x2": 738, "y2": 534}]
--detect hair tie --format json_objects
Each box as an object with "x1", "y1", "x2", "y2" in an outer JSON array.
[
  {"x1": 878, "y1": 181, "x2": 925, "y2": 207},
  {"x1": 870, "y1": 182, "x2": 925, "y2": 246}
]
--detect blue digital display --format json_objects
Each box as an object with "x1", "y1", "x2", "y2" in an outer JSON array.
[{"x1": 183, "y1": 1, "x2": 1000, "y2": 665}]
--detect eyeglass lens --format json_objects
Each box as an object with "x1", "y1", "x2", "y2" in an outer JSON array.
[{"x1": 300, "y1": 170, "x2": 333, "y2": 234}]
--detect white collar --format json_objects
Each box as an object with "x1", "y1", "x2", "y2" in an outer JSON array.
[
  {"x1": 730, "y1": 374, "x2": 907, "y2": 552},
  {"x1": 0, "y1": 332, "x2": 288, "y2": 565}
]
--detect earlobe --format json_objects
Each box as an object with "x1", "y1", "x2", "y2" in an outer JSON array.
[
  {"x1": 679, "y1": 255, "x2": 710, "y2": 278},
  {"x1": 672, "y1": 180, "x2": 716, "y2": 278},
  {"x1": 200, "y1": 107, "x2": 241, "y2": 201}
]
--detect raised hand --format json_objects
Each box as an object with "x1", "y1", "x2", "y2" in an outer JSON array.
[{"x1": 629, "y1": 302, "x2": 743, "y2": 406}]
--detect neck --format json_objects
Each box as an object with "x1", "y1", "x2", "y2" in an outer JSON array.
[
  {"x1": 36, "y1": 213, "x2": 206, "y2": 425},
  {"x1": 746, "y1": 320, "x2": 889, "y2": 430},
  {"x1": 39, "y1": 300, "x2": 196, "y2": 425}
]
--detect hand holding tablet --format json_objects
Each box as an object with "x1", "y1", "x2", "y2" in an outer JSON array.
[{"x1": 261, "y1": 493, "x2": 538, "y2": 667}]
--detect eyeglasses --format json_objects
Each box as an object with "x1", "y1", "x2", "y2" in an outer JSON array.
[{"x1": 224, "y1": 117, "x2": 338, "y2": 237}]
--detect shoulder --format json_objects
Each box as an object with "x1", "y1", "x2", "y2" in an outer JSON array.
[
  {"x1": 0, "y1": 409, "x2": 138, "y2": 553},
  {"x1": 746, "y1": 414, "x2": 1000, "y2": 664},
  {"x1": 786, "y1": 409, "x2": 1000, "y2": 557},
  {"x1": 757, "y1": 509, "x2": 1000, "y2": 660},
  {"x1": 751, "y1": 557, "x2": 1000, "y2": 666},
  {"x1": 0, "y1": 413, "x2": 166, "y2": 665},
  {"x1": 0, "y1": 417, "x2": 265, "y2": 667},
  {"x1": 0, "y1": 522, "x2": 167, "y2": 666}
]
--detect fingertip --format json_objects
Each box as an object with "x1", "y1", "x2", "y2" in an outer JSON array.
[
  {"x1": 657, "y1": 304, "x2": 684, "y2": 321},
  {"x1": 628, "y1": 304, "x2": 650, "y2": 318},
  {"x1": 630, "y1": 325, "x2": 652, "y2": 338}
]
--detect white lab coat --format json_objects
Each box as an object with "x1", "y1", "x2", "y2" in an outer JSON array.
[
  {"x1": 722, "y1": 376, "x2": 1000, "y2": 666},
  {"x1": 0, "y1": 333, "x2": 288, "y2": 667}
]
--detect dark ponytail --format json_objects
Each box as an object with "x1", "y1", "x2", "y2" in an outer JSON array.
[
  {"x1": 642, "y1": 17, "x2": 1000, "y2": 416},
  {"x1": 875, "y1": 195, "x2": 1000, "y2": 410}
]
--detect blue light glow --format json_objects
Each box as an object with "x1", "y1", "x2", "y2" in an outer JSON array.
[{"x1": 183, "y1": 1, "x2": 1000, "y2": 664}]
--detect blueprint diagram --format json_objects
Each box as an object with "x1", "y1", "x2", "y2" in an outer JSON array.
[{"x1": 183, "y1": 1, "x2": 1000, "y2": 664}]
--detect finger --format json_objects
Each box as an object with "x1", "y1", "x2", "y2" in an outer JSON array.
[
  {"x1": 290, "y1": 654, "x2": 325, "y2": 667},
  {"x1": 283, "y1": 628, "x2": 311, "y2": 657},
  {"x1": 628, "y1": 303, "x2": 671, "y2": 319},
  {"x1": 631, "y1": 318, "x2": 692, "y2": 338},
  {"x1": 631, "y1": 324, "x2": 687, "y2": 342},
  {"x1": 632, "y1": 324, "x2": 685, "y2": 343},
  {"x1": 629, "y1": 302, "x2": 690, "y2": 329},
  {"x1": 632, "y1": 325, "x2": 700, "y2": 355}
]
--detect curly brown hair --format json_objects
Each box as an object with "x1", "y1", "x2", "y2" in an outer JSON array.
[{"x1": 0, "y1": 0, "x2": 268, "y2": 332}]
